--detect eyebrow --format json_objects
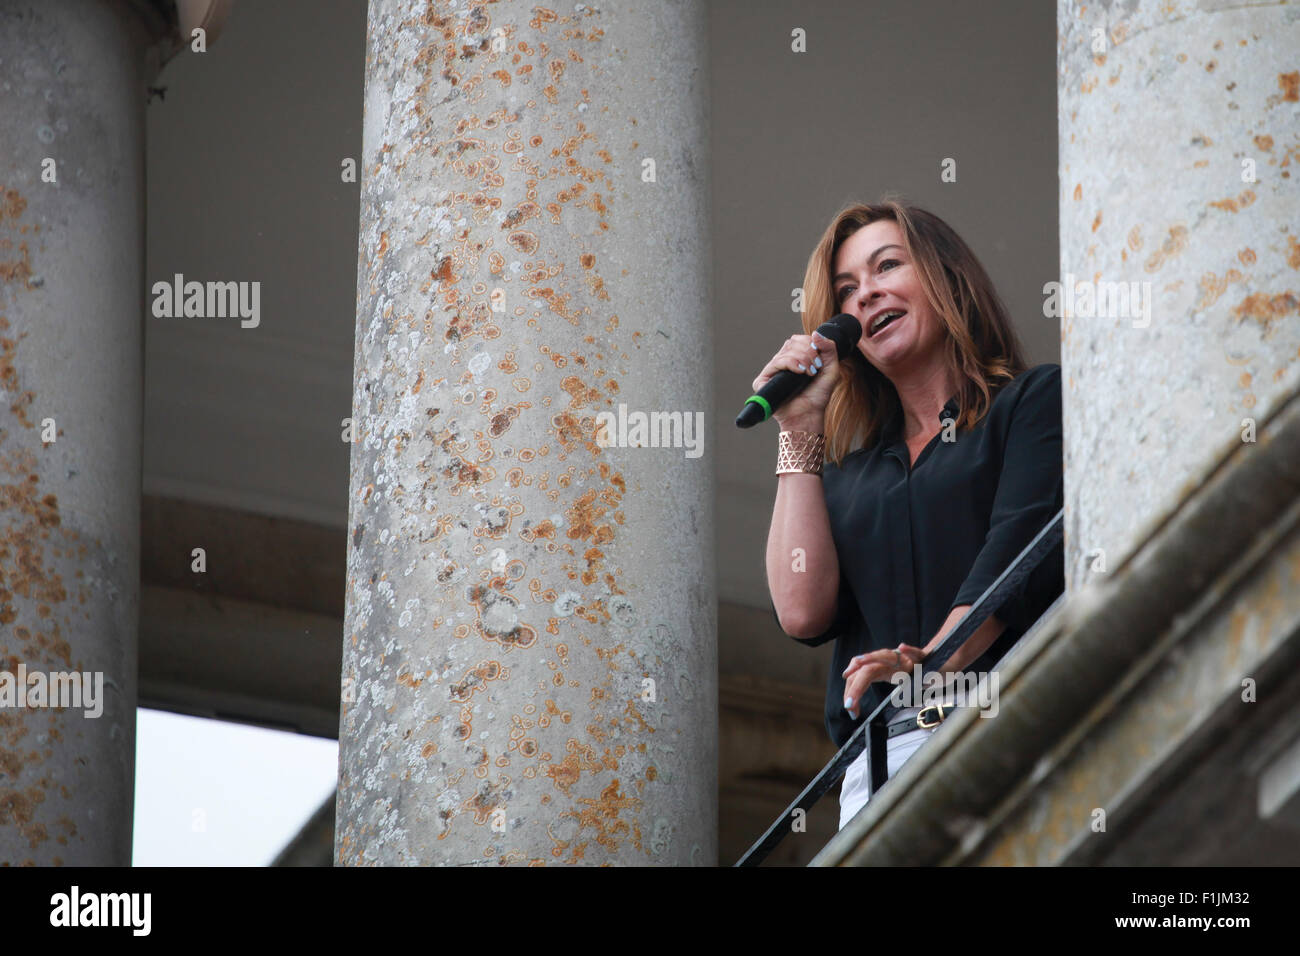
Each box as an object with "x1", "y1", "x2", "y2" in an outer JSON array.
[{"x1": 832, "y1": 244, "x2": 904, "y2": 284}]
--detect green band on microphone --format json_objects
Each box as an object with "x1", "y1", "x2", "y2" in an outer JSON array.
[{"x1": 745, "y1": 395, "x2": 772, "y2": 420}]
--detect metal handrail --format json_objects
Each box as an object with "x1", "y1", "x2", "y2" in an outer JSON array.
[{"x1": 734, "y1": 508, "x2": 1065, "y2": 867}]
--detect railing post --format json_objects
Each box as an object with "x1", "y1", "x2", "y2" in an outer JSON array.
[{"x1": 868, "y1": 708, "x2": 890, "y2": 795}]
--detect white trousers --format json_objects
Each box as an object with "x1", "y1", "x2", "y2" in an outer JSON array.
[{"x1": 838, "y1": 707, "x2": 936, "y2": 831}]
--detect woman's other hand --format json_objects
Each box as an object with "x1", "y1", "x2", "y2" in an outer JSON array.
[{"x1": 841, "y1": 644, "x2": 927, "y2": 720}]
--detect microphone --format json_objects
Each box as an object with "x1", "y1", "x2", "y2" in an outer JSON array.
[{"x1": 735, "y1": 313, "x2": 863, "y2": 428}]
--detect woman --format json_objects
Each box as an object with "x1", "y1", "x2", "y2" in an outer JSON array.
[{"x1": 760, "y1": 199, "x2": 1064, "y2": 831}]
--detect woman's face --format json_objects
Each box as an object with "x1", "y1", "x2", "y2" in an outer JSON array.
[{"x1": 831, "y1": 220, "x2": 946, "y2": 377}]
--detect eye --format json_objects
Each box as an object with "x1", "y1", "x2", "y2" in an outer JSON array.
[{"x1": 835, "y1": 259, "x2": 901, "y2": 303}]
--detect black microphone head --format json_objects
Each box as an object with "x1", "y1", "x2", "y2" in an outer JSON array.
[
  {"x1": 735, "y1": 401, "x2": 767, "y2": 429},
  {"x1": 815, "y1": 313, "x2": 864, "y2": 359}
]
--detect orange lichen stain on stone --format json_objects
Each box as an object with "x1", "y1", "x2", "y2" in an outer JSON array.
[
  {"x1": 0, "y1": 188, "x2": 28, "y2": 222},
  {"x1": 584, "y1": 272, "x2": 609, "y2": 300},
  {"x1": 0, "y1": 232, "x2": 33, "y2": 288},
  {"x1": 543, "y1": 737, "x2": 603, "y2": 796},
  {"x1": 421, "y1": 742, "x2": 437, "y2": 759},
  {"x1": 526, "y1": 518, "x2": 557, "y2": 541},
  {"x1": 529, "y1": 6, "x2": 558, "y2": 30},
  {"x1": 1239, "y1": 247, "x2": 1257, "y2": 266},
  {"x1": 1287, "y1": 235, "x2": 1300, "y2": 270},
  {"x1": 565, "y1": 488, "x2": 617, "y2": 546},
  {"x1": 488, "y1": 402, "x2": 529, "y2": 438},
  {"x1": 396, "y1": 669, "x2": 424, "y2": 690},
  {"x1": 449, "y1": 659, "x2": 503, "y2": 702},
  {"x1": 466, "y1": 583, "x2": 537, "y2": 649},
  {"x1": 559, "y1": 374, "x2": 602, "y2": 410},
  {"x1": 460, "y1": 778, "x2": 509, "y2": 826},
  {"x1": 1255, "y1": 134, "x2": 1274, "y2": 152},
  {"x1": 1232, "y1": 291, "x2": 1299, "y2": 332},
  {"x1": 527, "y1": 285, "x2": 583, "y2": 324},
  {"x1": 1072, "y1": 184, "x2": 1082, "y2": 201},
  {"x1": 431, "y1": 256, "x2": 455, "y2": 285},
  {"x1": 543, "y1": 699, "x2": 571, "y2": 723},
  {"x1": 1196, "y1": 269, "x2": 1244, "y2": 309},
  {"x1": 624, "y1": 699, "x2": 653, "y2": 734},
  {"x1": 1091, "y1": 211, "x2": 1102, "y2": 233},
  {"x1": 0, "y1": 786, "x2": 47, "y2": 850},
  {"x1": 1143, "y1": 224, "x2": 1189, "y2": 273},
  {"x1": 502, "y1": 201, "x2": 540, "y2": 230},
  {"x1": 0, "y1": 333, "x2": 34, "y2": 430},
  {"x1": 593, "y1": 642, "x2": 624, "y2": 664},
  {"x1": 1273, "y1": 71, "x2": 1299, "y2": 104},
  {"x1": 557, "y1": 778, "x2": 642, "y2": 861},
  {"x1": 1239, "y1": 372, "x2": 1252, "y2": 389},
  {"x1": 1208, "y1": 189, "x2": 1256, "y2": 214},
  {"x1": 552, "y1": 410, "x2": 587, "y2": 453},
  {"x1": 573, "y1": 597, "x2": 608, "y2": 624}
]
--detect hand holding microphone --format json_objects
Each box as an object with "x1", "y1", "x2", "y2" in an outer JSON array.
[{"x1": 736, "y1": 313, "x2": 863, "y2": 431}]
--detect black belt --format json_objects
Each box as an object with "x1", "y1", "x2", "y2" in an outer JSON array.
[{"x1": 886, "y1": 703, "x2": 962, "y2": 738}]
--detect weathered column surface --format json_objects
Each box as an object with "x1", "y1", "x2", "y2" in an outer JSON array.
[
  {"x1": 338, "y1": 0, "x2": 715, "y2": 865},
  {"x1": 1059, "y1": 0, "x2": 1299, "y2": 590},
  {"x1": 0, "y1": 0, "x2": 162, "y2": 864}
]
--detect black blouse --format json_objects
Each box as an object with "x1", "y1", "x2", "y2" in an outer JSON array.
[{"x1": 771, "y1": 363, "x2": 1065, "y2": 748}]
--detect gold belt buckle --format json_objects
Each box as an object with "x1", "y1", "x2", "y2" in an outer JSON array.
[{"x1": 917, "y1": 704, "x2": 949, "y2": 729}]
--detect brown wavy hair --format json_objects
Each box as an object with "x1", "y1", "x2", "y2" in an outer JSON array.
[{"x1": 802, "y1": 198, "x2": 1028, "y2": 465}]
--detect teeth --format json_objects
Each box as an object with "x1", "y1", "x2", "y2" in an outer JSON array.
[{"x1": 871, "y1": 310, "x2": 905, "y2": 334}]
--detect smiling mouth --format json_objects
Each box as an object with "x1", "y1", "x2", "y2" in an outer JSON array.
[{"x1": 868, "y1": 310, "x2": 906, "y2": 338}]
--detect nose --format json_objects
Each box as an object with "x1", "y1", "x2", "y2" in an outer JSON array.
[{"x1": 851, "y1": 280, "x2": 884, "y2": 315}]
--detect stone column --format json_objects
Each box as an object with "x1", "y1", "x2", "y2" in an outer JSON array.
[
  {"x1": 1059, "y1": 0, "x2": 1300, "y2": 591},
  {"x1": 0, "y1": 0, "x2": 167, "y2": 865},
  {"x1": 337, "y1": 0, "x2": 715, "y2": 865}
]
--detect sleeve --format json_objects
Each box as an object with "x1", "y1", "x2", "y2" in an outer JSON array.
[
  {"x1": 770, "y1": 572, "x2": 860, "y2": 647},
  {"x1": 947, "y1": 364, "x2": 1064, "y2": 633}
]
